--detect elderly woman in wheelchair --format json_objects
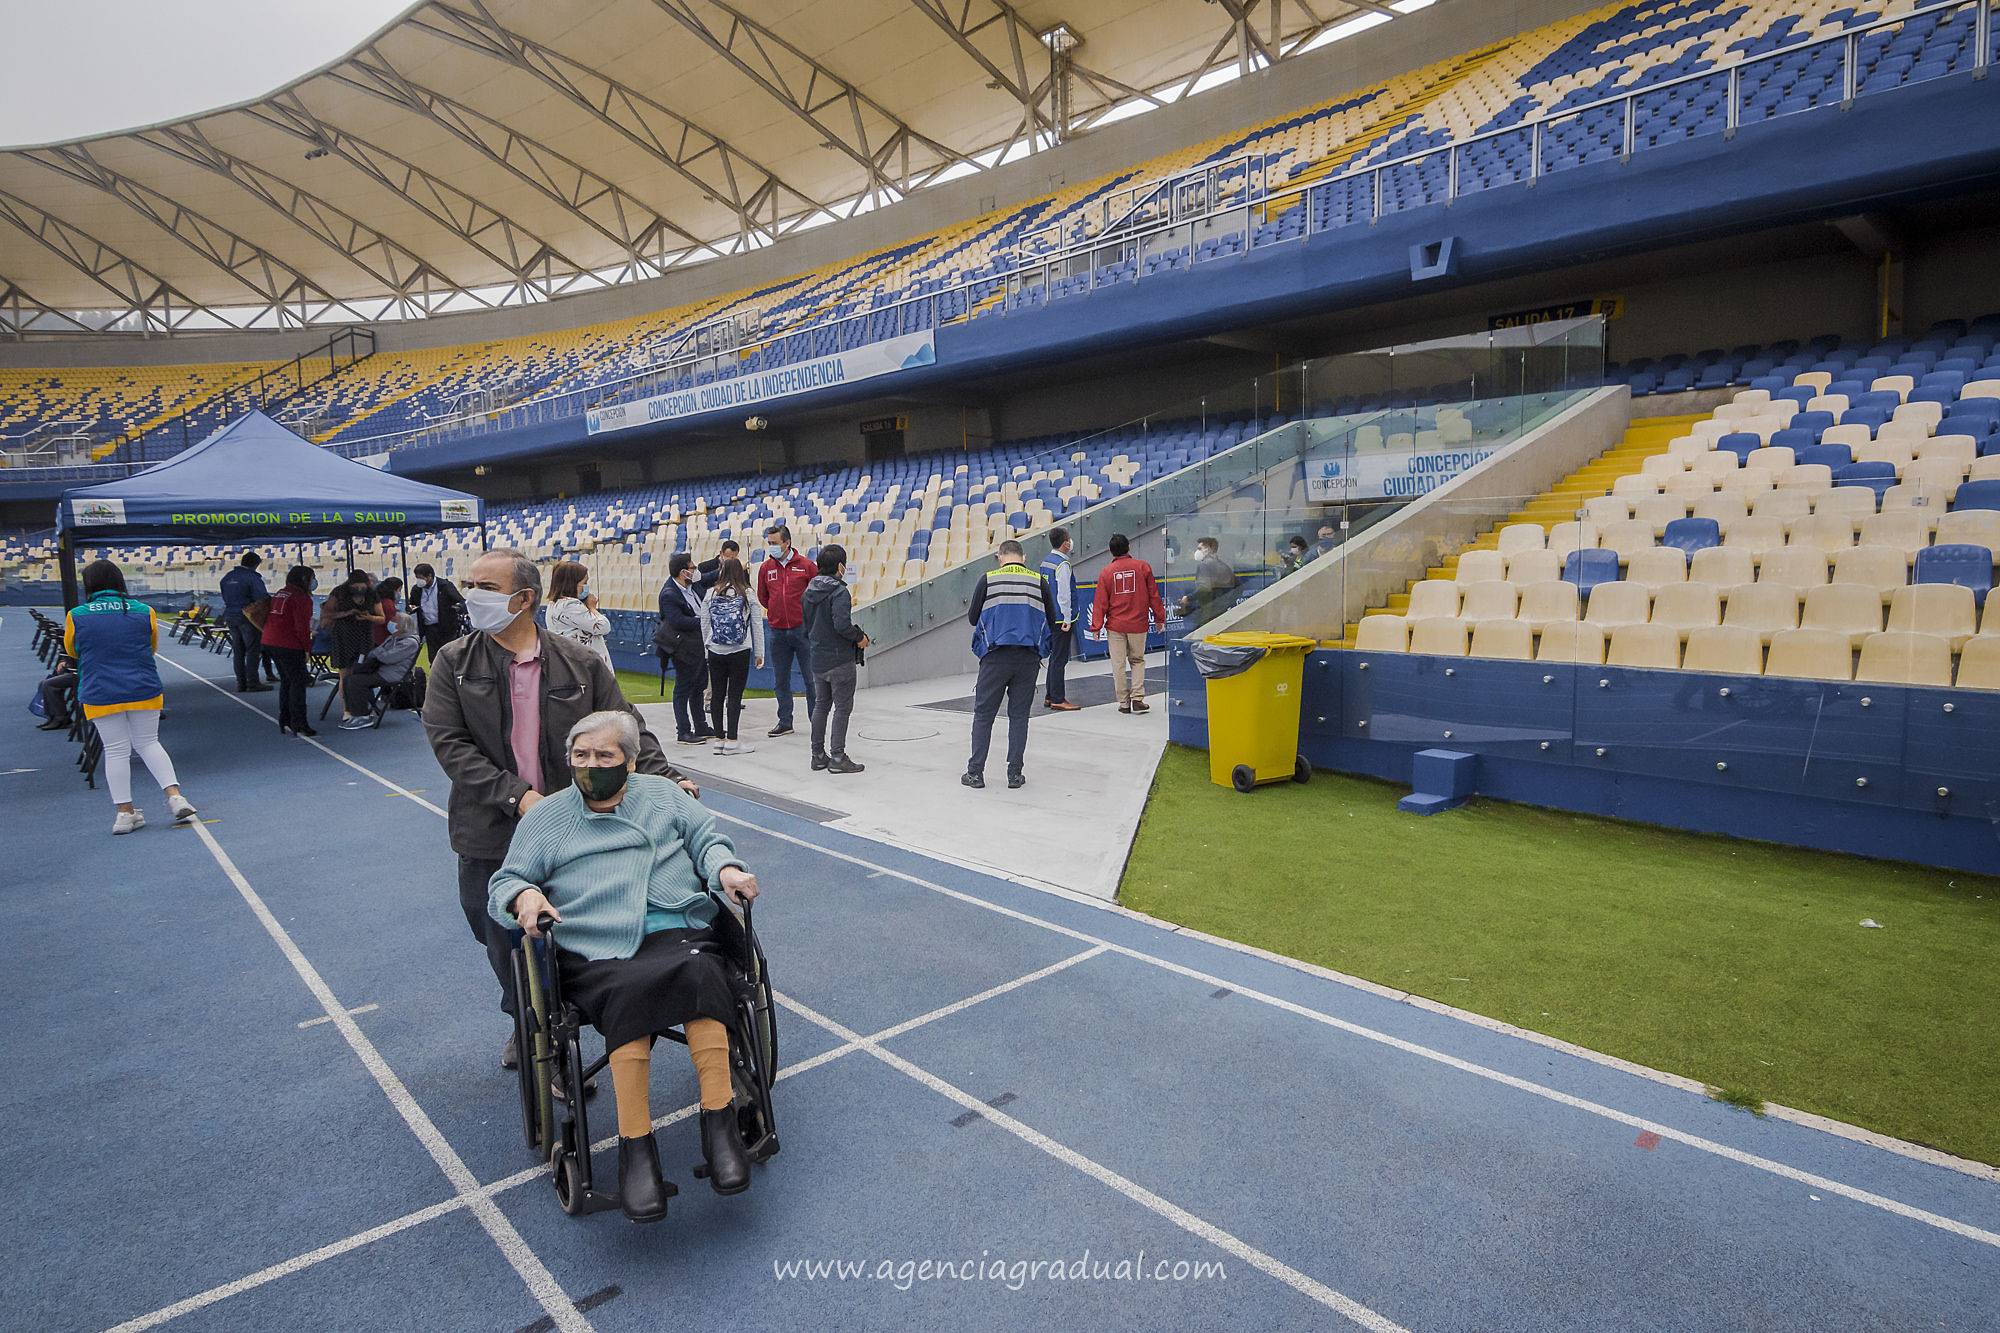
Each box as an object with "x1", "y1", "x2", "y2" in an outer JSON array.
[{"x1": 489, "y1": 709, "x2": 773, "y2": 1223}]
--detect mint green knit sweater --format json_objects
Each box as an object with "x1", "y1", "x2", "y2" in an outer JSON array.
[{"x1": 486, "y1": 775, "x2": 745, "y2": 961}]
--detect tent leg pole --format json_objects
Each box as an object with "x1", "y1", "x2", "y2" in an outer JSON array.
[
  {"x1": 59, "y1": 531, "x2": 79, "y2": 611},
  {"x1": 346, "y1": 536, "x2": 355, "y2": 573},
  {"x1": 480, "y1": 521, "x2": 489, "y2": 552},
  {"x1": 399, "y1": 536, "x2": 409, "y2": 586}
]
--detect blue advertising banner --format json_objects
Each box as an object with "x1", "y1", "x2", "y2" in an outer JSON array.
[{"x1": 587, "y1": 330, "x2": 937, "y2": 436}]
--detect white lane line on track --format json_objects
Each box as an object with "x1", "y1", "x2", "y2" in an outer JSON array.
[
  {"x1": 709, "y1": 812, "x2": 2000, "y2": 1254},
  {"x1": 105, "y1": 947, "x2": 1110, "y2": 1332},
  {"x1": 166, "y1": 813, "x2": 594, "y2": 1333},
  {"x1": 154, "y1": 654, "x2": 447, "y2": 817},
  {"x1": 298, "y1": 1003, "x2": 378, "y2": 1028},
  {"x1": 774, "y1": 990, "x2": 1415, "y2": 1333},
  {"x1": 154, "y1": 647, "x2": 2000, "y2": 1254}
]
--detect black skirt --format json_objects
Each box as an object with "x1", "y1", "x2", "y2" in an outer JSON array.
[{"x1": 556, "y1": 927, "x2": 742, "y2": 1052}]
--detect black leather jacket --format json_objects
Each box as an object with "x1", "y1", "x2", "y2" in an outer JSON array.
[{"x1": 422, "y1": 627, "x2": 682, "y2": 859}]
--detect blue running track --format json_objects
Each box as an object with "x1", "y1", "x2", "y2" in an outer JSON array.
[{"x1": 4, "y1": 612, "x2": 1997, "y2": 1332}]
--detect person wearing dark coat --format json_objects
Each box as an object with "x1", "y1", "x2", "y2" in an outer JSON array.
[
  {"x1": 800, "y1": 545, "x2": 868, "y2": 774},
  {"x1": 421, "y1": 548, "x2": 693, "y2": 1060},
  {"x1": 655, "y1": 553, "x2": 712, "y2": 745},
  {"x1": 409, "y1": 563, "x2": 467, "y2": 663}
]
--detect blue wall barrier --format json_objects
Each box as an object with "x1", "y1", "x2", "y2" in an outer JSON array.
[{"x1": 1167, "y1": 643, "x2": 2000, "y2": 875}]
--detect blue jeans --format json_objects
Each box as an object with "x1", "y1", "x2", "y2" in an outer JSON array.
[{"x1": 767, "y1": 625, "x2": 815, "y2": 729}]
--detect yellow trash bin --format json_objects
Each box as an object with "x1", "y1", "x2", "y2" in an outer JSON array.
[{"x1": 1194, "y1": 631, "x2": 1320, "y2": 792}]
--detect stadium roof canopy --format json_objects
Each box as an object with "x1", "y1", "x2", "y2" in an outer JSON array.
[{"x1": 0, "y1": 0, "x2": 1432, "y2": 335}]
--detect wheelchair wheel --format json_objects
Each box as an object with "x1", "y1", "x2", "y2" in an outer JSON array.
[{"x1": 551, "y1": 1148, "x2": 586, "y2": 1217}]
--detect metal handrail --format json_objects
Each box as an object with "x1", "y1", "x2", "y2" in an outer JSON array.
[{"x1": 333, "y1": 0, "x2": 1986, "y2": 457}]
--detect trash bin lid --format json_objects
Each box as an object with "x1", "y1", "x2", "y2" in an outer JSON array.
[{"x1": 1202, "y1": 631, "x2": 1319, "y2": 651}]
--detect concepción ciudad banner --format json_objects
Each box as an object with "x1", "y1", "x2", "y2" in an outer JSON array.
[
  {"x1": 1304, "y1": 440, "x2": 1500, "y2": 501},
  {"x1": 585, "y1": 330, "x2": 936, "y2": 436}
]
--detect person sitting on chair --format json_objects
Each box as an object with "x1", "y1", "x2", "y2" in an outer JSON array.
[
  {"x1": 488, "y1": 710, "x2": 762, "y2": 1223},
  {"x1": 340, "y1": 614, "x2": 421, "y2": 729}
]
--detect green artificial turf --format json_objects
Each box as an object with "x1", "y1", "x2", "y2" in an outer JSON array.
[
  {"x1": 614, "y1": 667, "x2": 772, "y2": 707},
  {"x1": 1121, "y1": 745, "x2": 2000, "y2": 1165}
]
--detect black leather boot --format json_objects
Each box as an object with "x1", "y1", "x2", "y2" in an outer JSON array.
[
  {"x1": 700, "y1": 1106, "x2": 751, "y2": 1195},
  {"x1": 617, "y1": 1132, "x2": 670, "y2": 1223}
]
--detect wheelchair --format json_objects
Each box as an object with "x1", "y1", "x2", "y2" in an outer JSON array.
[{"x1": 510, "y1": 889, "x2": 780, "y2": 1218}]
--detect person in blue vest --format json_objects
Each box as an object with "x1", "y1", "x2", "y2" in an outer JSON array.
[
  {"x1": 962, "y1": 539, "x2": 1059, "y2": 790},
  {"x1": 218, "y1": 551, "x2": 273, "y2": 693},
  {"x1": 65, "y1": 559, "x2": 200, "y2": 835},
  {"x1": 1038, "y1": 527, "x2": 1079, "y2": 712}
]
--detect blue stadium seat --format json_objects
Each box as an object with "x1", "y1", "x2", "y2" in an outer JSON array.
[
  {"x1": 1716, "y1": 432, "x2": 1761, "y2": 463},
  {"x1": 1914, "y1": 544, "x2": 1993, "y2": 606},
  {"x1": 1952, "y1": 479, "x2": 2000, "y2": 512},
  {"x1": 1798, "y1": 443, "x2": 1851, "y2": 470},
  {"x1": 1661, "y1": 517, "x2": 1720, "y2": 559},
  {"x1": 1562, "y1": 548, "x2": 1621, "y2": 598}
]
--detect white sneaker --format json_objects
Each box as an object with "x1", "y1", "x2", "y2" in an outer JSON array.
[
  {"x1": 113, "y1": 810, "x2": 145, "y2": 835},
  {"x1": 713, "y1": 739, "x2": 729, "y2": 754},
  {"x1": 728, "y1": 741, "x2": 754, "y2": 755},
  {"x1": 167, "y1": 793, "x2": 199, "y2": 822}
]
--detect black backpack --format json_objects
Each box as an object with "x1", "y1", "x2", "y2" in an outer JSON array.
[{"x1": 389, "y1": 667, "x2": 427, "y2": 711}]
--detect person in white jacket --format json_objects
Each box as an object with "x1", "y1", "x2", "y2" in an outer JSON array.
[
  {"x1": 699, "y1": 556, "x2": 766, "y2": 754},
  {"x1": 545, "y1": 561, "x2": 613, "y2": 667}
]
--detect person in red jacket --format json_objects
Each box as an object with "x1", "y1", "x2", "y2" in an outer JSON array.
[
  {"x1": 1088, "y1": 533, "x2": 1166, "y2": 713},
  {"x1": 756, "y1": 523, "x2": 819, "y2": 737},
  {"x1": 261, "y1": 564, "x2": 320, "y2": 736}
]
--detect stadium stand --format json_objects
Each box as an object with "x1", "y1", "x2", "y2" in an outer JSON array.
[
  {"x1": 1339, "y1": 314, "x2": 2000, "y2": 686},
  {"x1": 5, "y1": 0, "x2": 1990, "y2": 468}
]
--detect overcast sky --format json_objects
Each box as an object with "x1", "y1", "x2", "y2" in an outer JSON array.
[{"x1": 0, "y1": 0, "x2": 412, "y2": 147}]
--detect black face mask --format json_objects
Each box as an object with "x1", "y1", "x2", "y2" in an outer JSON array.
[{"x1": 573, "y1": 764, "x2": 629, "y2": 802}]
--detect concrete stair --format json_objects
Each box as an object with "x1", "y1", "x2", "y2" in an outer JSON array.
[{"x1": 1334, "y1": 410, "x2": 1708, "y2": 645}]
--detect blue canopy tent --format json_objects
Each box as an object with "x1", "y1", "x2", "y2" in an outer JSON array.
[{"x1": 54, "y1": 411, "x2": 484, "y2": 607}]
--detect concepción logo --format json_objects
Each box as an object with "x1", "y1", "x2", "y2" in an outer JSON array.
[{"x1": 1320, "y1": 459, "x2": 1343, "y2": 477}]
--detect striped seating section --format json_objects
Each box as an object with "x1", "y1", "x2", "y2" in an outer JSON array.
[
  {"x1": 1346, "y1": 319, "x2": 2000, "y2": 687},
  {"x1": 9, "y1": 410, "x2": 1288, "y2": 611},
  {"x1": 12, "y1": 1, "x2": 1970, "y2": 458},
  {"x1": 0, "y1": 363, "x2": 280, "y2": 463}
]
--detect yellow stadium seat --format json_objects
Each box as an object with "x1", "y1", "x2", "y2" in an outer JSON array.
[
  {"x1": 1886, "y1": 583, "x2": 1979, "y2": 651},
  {"x1": 1649, "y1": 581, "x2": 1723, "y2": 640},
  {"x1": 1627, "y1": 546, "x2": 1691, "y2": 591},
  {"x1": 1954, "y1": 636, "x2": 2000, "y2": 690},
  {"x1": 1765, "y1": 629, "x2": 1854, "y2": 681},
  {"x1": 1606, "y1": 623, "x2": 1683, "y2": 670},
  {"x1": 1535, "y1": 622, "x2": 1606, "y2": 665},
  {"x1": 1408, "y1": 617, "x2": 1471, "y2": 657},
  {"x1": 1469, "y1": 619, "x2": 1534, "y2": 661},
  {"x1": 1584, "y1": 580, "x2": 1652, "y2": 631},
  {"x1": 1722, "y1": 581, "x2": 1801, "y2": 645},
  {"x1": 1802, "y1": 583, "x2": 1888, "y2": 648},
  {"x1": 1855, "y1": 632, "x2": 1954, "y2": 686},
  {"x1": 1682, "y1": 625, "x2": 1764, "y2": 675},
  {"x1": 1354, "y1": 615, "x2": 1409, "y2": 653},
  {"x1": 1516, "y1": 580, "x2": 1581, "y2": 633},
  {"x1": 1457, "y1": 580, "x2": 1520, "y2": 622}
]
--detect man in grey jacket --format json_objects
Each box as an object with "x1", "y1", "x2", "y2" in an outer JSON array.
[{"x1": 422, "y1": 549, "x2": 694, "y2": 1065}]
